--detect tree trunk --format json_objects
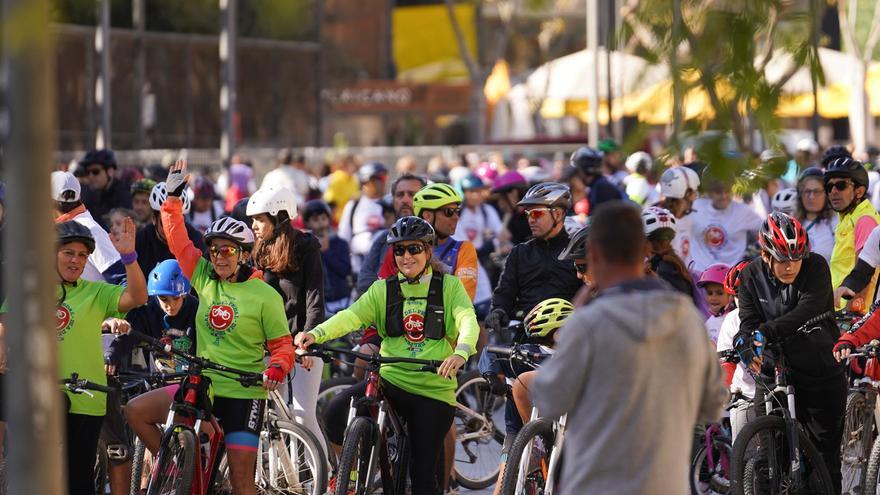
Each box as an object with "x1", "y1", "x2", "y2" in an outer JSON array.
[
  {"x1": 470, "y1": 74, "x2": 487, "y2": 144},
  {"x1": 850, "y1": 56, "x2": 868, "y2": 153}
]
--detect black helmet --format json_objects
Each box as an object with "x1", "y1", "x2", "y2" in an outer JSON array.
[
  {"x1": 80, "y1": 148, "x2": 117, "y2": 169},
  {"x1": 558, "y1": 224, "x2": 589, "y2": 261},
  {"x1": 358, "y1": 162, "x2": 389, "y2": 184},
  {"x1": 302, "y1": 199, "x2": 332, "y2": 222},
  {"x1": 824, "y1": 156, "x2": 869, "y2": 189},
  {"x1": 821, "y1": 145, "x2": 851, "y2": 167},
  {"x1": 797, "y1": 166, "x2": 824, "y2": 183},
  {"x1": 517, "y1": 183, "x2": 572, "y2": 209},
  {"x1": 56, "y1": 221, "x2": 95, "y2": 253},
  {"x1": 570, "y1": 147, "x2": 604, "y2": 175},
  {"x1": 387, "y1": 216, "x2": 435, "y2": 245},
  {"x1": 230, "y1": 197, "x2": 250, "y2": 224}
]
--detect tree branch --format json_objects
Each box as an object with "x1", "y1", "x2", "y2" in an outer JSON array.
[
  {"x1": 839, "y1": 0, "x2": 864, "y2": 60},
  {"x1": 757, "y1": 5, "x2": 779, "y2": 73},
  {"x1": 443, "y1": 0, "x2": 479, "y2": 78},
  {"x1": 863, "y1": 0, "x2": 880, "y2": 62}
]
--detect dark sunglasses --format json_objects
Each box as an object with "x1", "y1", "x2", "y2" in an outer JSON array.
[
  {"x1": 525, "y1": 207, "x2": 553, "y2": 220},
  {"x1": 440, "y1": 206, "x2": 462, "y2": 218},
  {"x1": 825, "y1": 181, "x2": 852, "y2": 193},
  {"x1": 393, "y1": 244, "x2": 426, "y2": 257},
  {"x1": 574, "y1": 262, "x2": 587, "y2": 274},
  {"x1": 209, "y1": 245, "x2": 241, "y2": 258},
  {"x1": 87, "y1": 167, "x2": 104, "y2": 176}
]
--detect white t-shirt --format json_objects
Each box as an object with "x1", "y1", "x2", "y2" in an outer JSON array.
[
  {"x1": 261, "y1": 166, "x2": 311, "y2": 206},
  {"x1": 673, "y1": 213, "x2": 694, "y2": 266},
  {"x1": 337, "y1": 196, "x2": 385, "y2": 257},
  {"x1": 73, "y1": 210, "x2": 121, "y2": 282},
  {"x1": 455, "y1": 204, "x2": 502, "y2": 251},
  {"x1": 689, "y1": 198, "x2": 763, "y2": 272},
  {"x1": 705, "y1": 313, "x2": 725, "y2": 343},
  {"x1": 857, "y1": 226, "x2": 880, "y2": 286},
  {"x1": 803, "y1": 216, "x2": 837, "y2": 264},
  {"x1": 716, "y1": 308, "x2": 755, "y2": 398},
  {"x1": 188, "y1": 202, "x2": 225, "y2": 234}
]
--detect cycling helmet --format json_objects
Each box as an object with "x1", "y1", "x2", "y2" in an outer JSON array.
[
  {"x1": 150, "y1": 182, "x2": 191, "y2": 214},
  {"x1": 821, "y1": 144, "x2": 851, "y2": 167},
  {"x1": 147, "y1": 260, "x2": 191, "y2": 297},
  {"x1": 771, "y1": 188, "x2": 798, "y2": 215},
  {"x1": 130, "y1": 178, "x2": 157, "y2": 196},
  {"x1": 625, "y1": 151, "x2": 652, "y2": 174},
  {"x1": 642, "y1": 206, "x2": 677, "y2": 239},
  {"x1": 759, "y1": 149, "x2": 787, "y2": 163},
  {"x1": 524, "y1": 298, "x2": 575, "y2": 338},
  {"x1": 387, "y1": 216, "x2": 435, "y2": 245},
  {"x1": 413, "y1": 183, "x2": 462, "y2": 217},
  {"x1": 80, "y1": 148, "x2": 117, "y2": 169},
  {"x1": 192, "y1": 177, "x2": 216, "y2": 200},
  {"x1": 230, "y1": 197, "x2": 250, "y2": 224},
  {"x1": 475, "y1": 162, "x2": 500, "y2": 184},
  {"x1": 246, "y1": 185, "x2": 297, "y2": 220},
  {"x1": 204, "y1": 217, "x2": 255, "y2": 250},
  {"x1": 558, "y1": 223, "x2": 590, "y2": 261},
  {"x1": 681, "y1": 165, "x2": 701, "y2": 190},
  {"x1": 597, "y1": 139, "x2": 619, "y2": 154},
  {"x1": 759, "y1": 212, "x2": 808, "y2": 262},
  {"x1": 570, "y1": 146, "x2": 604, "y2": 175},
  {"x1": 824, "y1": 156, "x2": 869, "y2": 189},
  {"x1": 56, "y1": 220, "x2": 95, "y2": 253},
  {"x1": 724, "y1": 260, "x2": 750, "y2": 295},
  {"x1": 796, "y1": 138, "x2": 819, "y2": 155},
  {"x1": 521, "y1": 166, "x2": 552, "y2": 184},
  {"x1": 659, "y1": 168, "x2": 689, "y2": 199},
  {"x1": 490, "y1": 171, "x2": 528, "y2": 193},
  {"x1": 357, "y1": 162, "x2": 388, "y2": 184},
  {"x1": 697, "y1": 263, "x2": 730, "y2": 288},
  {"x1": 459, "y1": 174, "x2": 485, "y2": 191},
  {"x1": 302, "y1": 199, "x2": 332, "y2": 222},
  {"x1": 517, "y1": 183, "x2": 572, "y2": 209},
  {"x1": 797, "y1": 166, "x2": 824, "y2": 183}
]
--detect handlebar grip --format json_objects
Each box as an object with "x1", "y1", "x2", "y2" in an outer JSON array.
[
  {"x1": 486, "y1": 345, "x2": 513, "y2": 357},
  {"x1": 84, "y1": 381, "x2": 114, "y2": 394}
]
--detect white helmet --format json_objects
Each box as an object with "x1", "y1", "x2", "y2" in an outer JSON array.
[
  {"x1": 659, "y1": 168, "x2": 688, "y2": 199},
  {"x1": 521, "y1": 165, "x2": 552, "y2": 184},
  {"x1": 246, "y1": 185, "x2": 297, "y2": 219},
  {"x1": 642, "y1": 206, "x2": 677, "y2": 236},
  {"x1": 204, "y1": 217, "x2": 255, "y2": 249},
  {"x1": 150, "y1": 182, "x2": 191, "y2": 214},
  {"x1": 681, "y1": 166, "x2": 701, "y2": 191},
  {"x1": 796, "y1": 138, "x2": 819, "y2": 155},
  {"x1": 625, "y1": 151, "x2": 652, "y2": 173},
  {"x1": 771, "y1": 188, "x2": 798, "y2": 215}
]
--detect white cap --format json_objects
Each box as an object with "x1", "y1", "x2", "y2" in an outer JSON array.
[
  {"x1": 796, "y1": 138, "x2": 819, "y2": 154},
  {"x1": 51, "y1": 171, "x2": 81, "y2": 202}
]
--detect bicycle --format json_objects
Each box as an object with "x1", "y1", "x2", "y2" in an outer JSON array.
[
  {"x1": 842, "y1": 339, "x2": 880, "y2": 495},
  {"x1": 305, "y1": 345, "x2": 448, "y2": 495},
  {"x1": 60, "y1": 374, "x2": 115, "y2": 495},
  {"x1": 728, "y1": 311, "x2": 837, "y2": 495},
  {"x1": 452, "y1": 368, "x2": 506, "y2": 490}
]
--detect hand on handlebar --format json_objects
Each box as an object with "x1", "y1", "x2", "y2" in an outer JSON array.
[
  {"x1": 835, "y1": 286, "x2": 856, "y2": 305},
  {"x1": 484, "y1": 309, "x2": 509, "y2": 333},
  {"x1": 294, "y1": 332, "x2": 315, "y2": 350},
  {"x1": 438, "y1": 354, "x2": 465, "y2": 379},
  {"x1": 262, "y1": 364, "x2": 285, "y2": 391},
  {"x1": 833, "y1": 341, "x2": 856, "y2": 362},
  {"x1": 102, "y1": 318, "x2": 131, "y2": 335}
]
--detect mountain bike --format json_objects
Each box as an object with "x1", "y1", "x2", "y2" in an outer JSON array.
[
  {"x1": 728, "y1": 312, "x2": 837, "y2": 495},
  {"x1": 452, "y1": 368, "x2": 506, "y2": 490}
]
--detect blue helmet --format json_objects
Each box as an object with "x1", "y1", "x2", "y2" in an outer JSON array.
[{"x1": 147, "y1": 260, "x2": 191, "y2": 297}]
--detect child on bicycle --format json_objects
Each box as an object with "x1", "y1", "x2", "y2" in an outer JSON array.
[
  {"x1": 697, "y1": 263, "x2": 731, "y2": 343},
  {"x1": 295, "y1": 216, "x2": 479, "y2": 495}
]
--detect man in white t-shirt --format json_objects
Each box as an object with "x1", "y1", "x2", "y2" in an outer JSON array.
[
  {"x1": 454, "y1": 174, "x2": 503, "y2": 252},
  {"x1": 260, "y1": 150, "x2": 311, "y2": 206},
  {"x1": 689, "y1": 177, "x2": 762, "y2": 272},
  {"x1": 50, "y1": 171, "x2": 124, "y2": 284},
  {"x1": 338, "y1": 162, "x2": 388, "y2": 273}
]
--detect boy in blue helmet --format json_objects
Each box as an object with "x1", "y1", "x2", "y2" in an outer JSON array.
[{"x1": 104, "y1": 259, "x2": 198, "y2": 373}]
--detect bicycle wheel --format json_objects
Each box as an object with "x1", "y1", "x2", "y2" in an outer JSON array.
[
  {"x1": 256, "y1": 418, "x2": 328, "y2": 495},
  {"x1": 95, "y1": 439, "x2": 109, "y2": 495},
  {"x1": 843, "y1": 391, "x2": 875, "y2": 495},
  {"x1": 690, "y1": 440, "x2": 732, "y2": 495},
  {"x1": 317, "y1": 376, "x2": 359, "y2": 422},
  {"x1": 454, "y1": 371, "x2": 506, "y2": 490},
  {"x1": 863, "y1": 435, "x2": 880, "y2": 495},
  {"x1": 500, "y1": 418, "x2": 554, "y2": 495},
  {"x1": 145, "y1": 427, "x2": 196, "y2": 495},
  {"x1": 730, "y1": 415, "x2": 834, "y2": 495},
  {"x1": 334, "y1": 417, "x2": 378, "y2": 495},
  {"x1": 129, "y1": 437, "x2": 146, "y2": 495}
]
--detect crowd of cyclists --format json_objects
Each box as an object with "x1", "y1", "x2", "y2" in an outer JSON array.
[{"x1": 8, "y1": 135, "x2": 880, "y2": 494}]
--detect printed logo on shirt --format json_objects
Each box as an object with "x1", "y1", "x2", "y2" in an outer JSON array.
[
  {"x1": 403, "y1": 313, "x2": 426, "y2": 343},
  {"x1": 703, "y1": 224, "x2": 728, "y2": 251},
  {"x1": 205, "y1": 302, "x2": 239, "y2": 343},
  {"x1": 56, "y1": 303, "x2": 74, "y2": 340},
  {"x1": 465, "y1": 228, "x2": 478, "y2": 242},
  {"x1": 681, "y1": 237, "x2": 691, "y2": 258},
  {"x1": 366, "y1": 215, "x2": 384, "y2": 232}
]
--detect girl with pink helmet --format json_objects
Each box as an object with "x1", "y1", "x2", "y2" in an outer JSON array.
[{"x1": 696, "y1": 262, "x2": 732, "y2": 342}]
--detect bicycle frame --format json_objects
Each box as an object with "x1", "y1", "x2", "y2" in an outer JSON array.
[{"x1": 751, "y1": 350, "x2": 803, "y2": 487}]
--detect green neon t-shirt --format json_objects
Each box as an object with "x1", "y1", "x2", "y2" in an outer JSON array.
[
  {"x1": 56, "y1": 280, "x2": 124, "y2": 416},
  {"x1": 189, "y1": 258, "x2": 290, "y2": 399}
]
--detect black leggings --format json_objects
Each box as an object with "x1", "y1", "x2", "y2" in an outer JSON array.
[
  {"x1": 322, "y1": 379, "x2": 455, "y2": 495},
  {"x1": 794, "y1": 374, "x2": 846, "y2": 495},
  {"x1": 66, "y1": 412, "x2": 105, "y2": 495}
]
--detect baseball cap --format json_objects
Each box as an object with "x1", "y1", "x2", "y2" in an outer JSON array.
[{"x1": 51, "y1": 171, "x2": 81, "y2": 202}]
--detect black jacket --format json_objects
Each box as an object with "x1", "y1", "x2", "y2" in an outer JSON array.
[
  {"x1": 491, "y1": 228, "x2": 582, "y2": 319},
  {"x1": 135, "y1": 221, "x2": 206, "y2": 276},
  {"x1": 736, "y1": 254, "x2": 842, "y2": 380},
  {"x1": 260, "y1": 229, "x2": 325, "y2": 335},
  {"x1": 649, "y1": 254, "x2": 697, "y2": 303},
  {"x1": 82, "y1": 179, "x2": 133, "y2": 230},
  {"x1": 106, "y1": 295, "x2": 198, "y2": 368}
]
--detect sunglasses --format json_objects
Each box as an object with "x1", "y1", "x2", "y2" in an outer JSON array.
[
  {"x1": 440, "y1": 206, "x2": 462, "y2": 218},
  {"x1": 209, "y1": 245, "x2": 241, "y2": 258},
  {"x1": 86, "y1": 167, "x2": 104, "y2": 176},
  {"x1": 525, "y1": 207, "x2": 553, "y2": 220},
  {"x1": 825, "y1": 181, "x2": 852, "y2": 193},
  {"x1": 574, "y1": 263, "x2": 587, "y2": 274},
  {"x1": 800, "y1": 188, "x2": 824, "y2": 197},
  {"x1": 393, "y1": 244, "x2": 426, "y2": 257}
]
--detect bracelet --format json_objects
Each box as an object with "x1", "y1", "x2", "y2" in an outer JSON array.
[{"x1": 120, "y1": 251, "x2": 138, "y2": 265}]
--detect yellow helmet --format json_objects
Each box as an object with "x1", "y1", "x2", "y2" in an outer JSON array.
[{"x1": 524, "y1": 298, "x2": 574, "y2": 338}]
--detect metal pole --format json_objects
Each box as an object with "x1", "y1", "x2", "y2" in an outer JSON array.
[
  {"x1": 220, "y1": 0, "x2": 238, "y2": 164},
  {"x1": 612, "y1": 0, "x2": 624, "y2": 141},
  {"x1": 314, "y1": 0, "x2": 324, "y2": 147},
  {"x1": 1, "y1": 0, "x2": 64, "y2": 494},
  {"x1": 604, "y1": 2, "x2": 613, "y2": 138},
  {"x1": 95, "y1": 0, "x2": 112, "y2": 148},
  {"x1": 671, "y1": 0, "x2": 682, "y2": 142},
  {"x1": 133, "y1": 0, "x2": 145, "y2": 149},
  {"x1": 810, "y1": 0, "x2": 820, "y2": 141},
  {"x1": 586, "y1": 0, "x2": 600, "y2": 144}
]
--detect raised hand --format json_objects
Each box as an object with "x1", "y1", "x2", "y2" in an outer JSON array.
[
  {"x1": 110, "y1": 217, "x2": 136, "y2": 255},
  {"x1": 166, "y1": 159, "x2": 190, "y2": 197}
]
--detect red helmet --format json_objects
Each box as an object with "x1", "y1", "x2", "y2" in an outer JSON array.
[
  {"x1": 724, "y1": 260, "x2": 750, "y2": 295},
  {"x1": 759, "y1": 212, "x2": 809, "y2": 262}
]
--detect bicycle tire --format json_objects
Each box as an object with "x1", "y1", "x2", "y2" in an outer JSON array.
[
  {"x1": 129, "y1": 437, "x2": 146, "y2": 495},
  {"x1": 730, "y1": 415, "x2": 834, "y2": 495},
  {"x1": 454, "y1": 371, "x2": 505, "y2": 490},
  {"x1": 317, "y1": 376, "x2": 359, "y2": 417},
  {"x1": 95, "y1": 439, "x2": 109, "y2": 495},
  {"x1": 500, "y1": 418, "x2": 554, "y2": 495},
  {"x1": 843, "y1": 390, "x2": 875, "y2": 495},
  {"x1": 145, "y1": 427, "x2": 197, "y2": 495},
  {"x1": 863, "y1": 434, "x2": 880, "y2": 495},
  {"x1": 334, "y1": 417, "x2": 377, "y2": 495},
  {"x1": 689, "y1": 441, "x2": 731, "y2": 495},
  {"x1": 258, "y1": 418, "x2": 328, "y2": 495}
]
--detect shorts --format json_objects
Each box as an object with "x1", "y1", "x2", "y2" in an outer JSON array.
[{"x1": 212, "y1": 396, "x2": 265, "y2": 452}]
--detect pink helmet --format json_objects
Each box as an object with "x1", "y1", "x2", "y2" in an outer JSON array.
[
  {"x1": 475, "y1": 161, "x2": 500, "y2": 185},
  {"x1": 491, "y1": 171, "x2": 527, "y2": 193},
  {"x1": 697, "y1": 263, "x2": 730, "y2": 288}
]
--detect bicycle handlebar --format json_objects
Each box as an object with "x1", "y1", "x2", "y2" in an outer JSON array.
[
  {"x1": 127, "y1": 330, "x2": 263, "y2": 387},
  {"x1": 486, "y1": 344, "x2": 546, "y2": 364},
  {"x1": 60, "y1": 373, "x2": 113, "y2": 394},
  {"x1": 304, "y1": 345, "x2": 445, "y2": 370}
]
